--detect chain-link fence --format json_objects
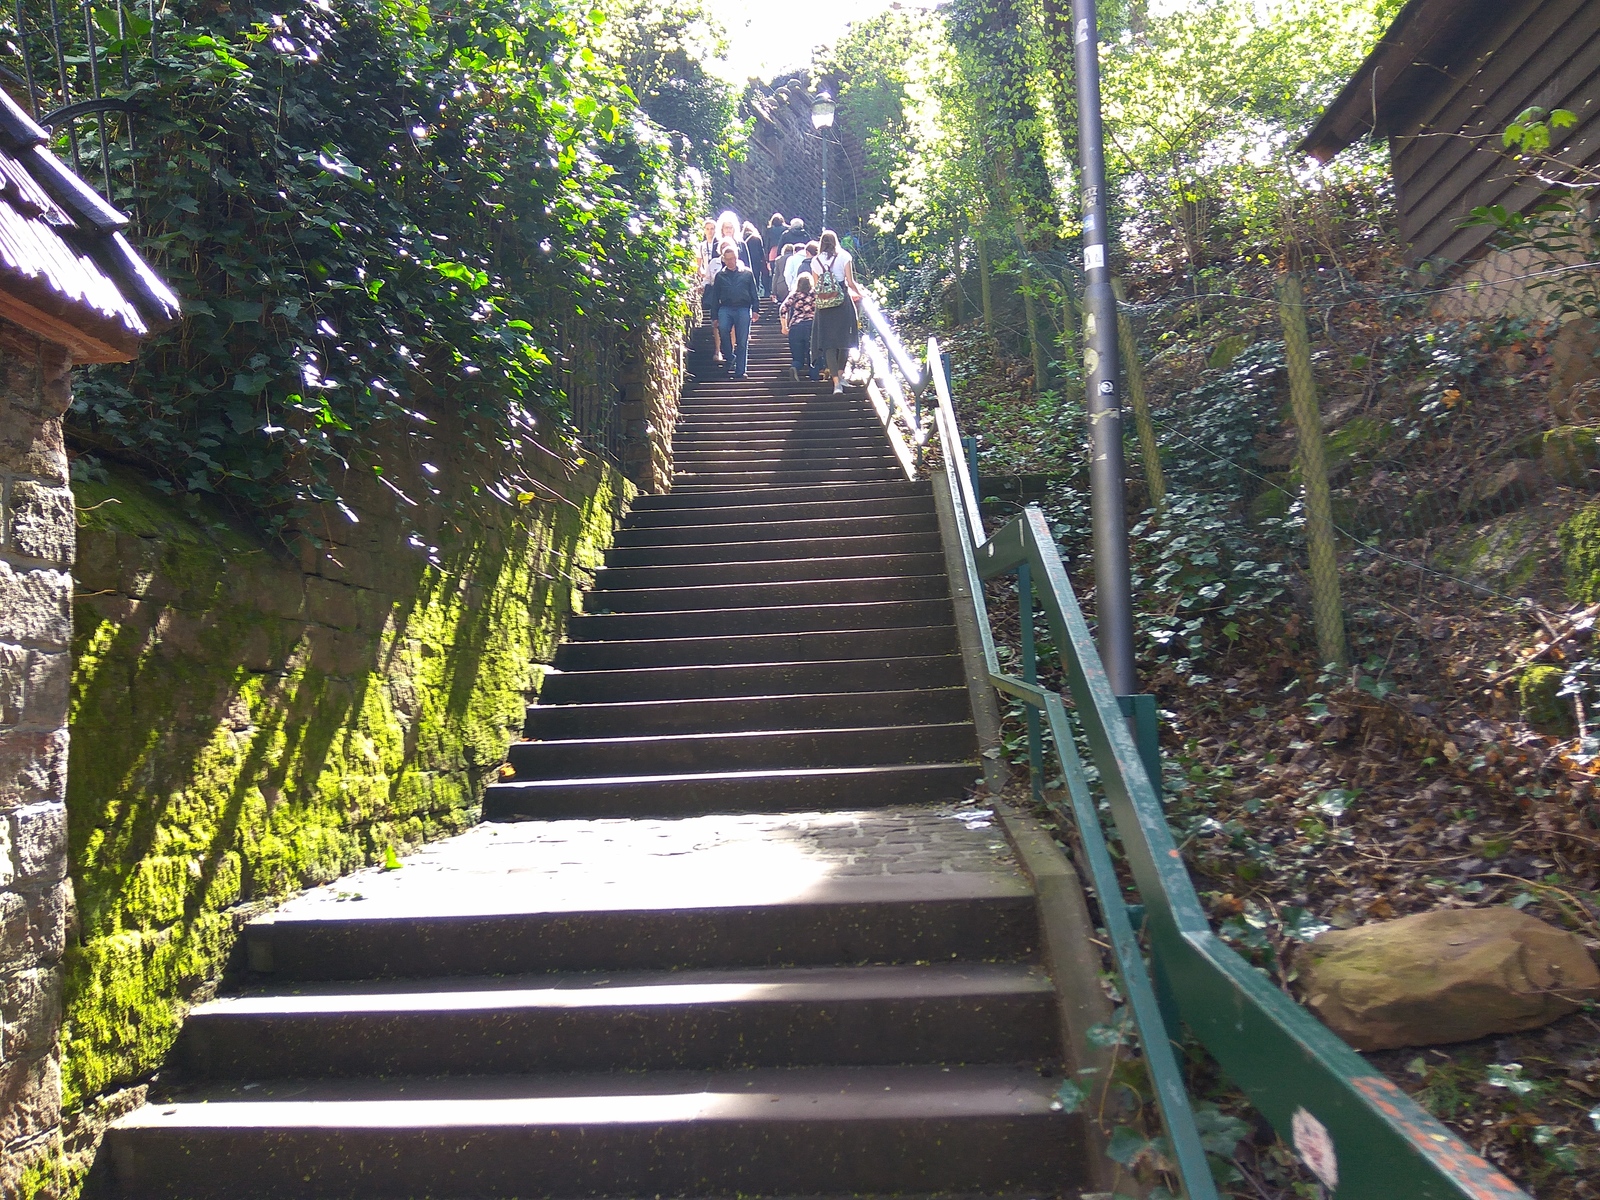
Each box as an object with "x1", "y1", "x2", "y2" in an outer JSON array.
[{"x1": 937, "y1": 227, "x2": 1600, "y2": 750}]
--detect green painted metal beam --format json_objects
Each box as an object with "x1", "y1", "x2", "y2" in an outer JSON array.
[{"x1": 976, "y1": 506, "x2": 1530, "y2": 1200}]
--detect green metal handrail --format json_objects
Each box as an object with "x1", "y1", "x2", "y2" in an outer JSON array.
[{"x1": 856, "y1": 303, "x2": 1533, "y2": 1198}]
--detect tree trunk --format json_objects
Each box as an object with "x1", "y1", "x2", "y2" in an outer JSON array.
[
  {"x1": 951, "y1": 236, "x2": 966, "y2": 325},
  {"x1": 1278, "y1": 270, "x2": 1347, "y2": 669},
  {"x1": 977, "y1": 234, "x2": 995, "y2": 338},
  {"x1": 1019, "y1": 257, "x2": 1050, "y2": 392}
]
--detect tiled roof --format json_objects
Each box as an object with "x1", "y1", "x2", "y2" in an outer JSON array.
[{"x1": 0, "y1": 86, "x2": 179, "y2": 362}]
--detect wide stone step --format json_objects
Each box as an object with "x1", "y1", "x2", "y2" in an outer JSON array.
[
  {"x1": 620, "y1": 495, "x2": 933, "y2": 526},
  {"x1": 630, "y1": 480, "x2": 930, "y2": 509},
  {"x1": 673, "y1": 468, "x2": 904, "y2": 488},
  {"x1": 484, "y1": 763, "x2": 977, "y2": 820},
  {"x1": 591, "y1": 553, "x2": 947, "y2": 591},
  {"x1": 615, "y1": 513, "x2": 936, "y2": 546},
  {"x1": 555, "y1": 622, "x2": 956, "y2": 670},
  {"x1": 672, "y1": 436, "x2": 890, "y2": 454},
  {"x1": 510, "y1": 722, "x2": 976, "y2": 775},
  {"x1": 107, "y1": 1065, "x2": 1088, "y2": 1199},
  {"x1": 587, "y1": 576, "x2": 949, "y2": 614},
  {"x1": 564, "y1": 598, "x2": 955, "y2": 641},
  {"x1": 604, "y1": 533, "x2": 942, "y2": 567},
  {"x1": 177, "y1": 963, "x2": 1056, "y2": 1079},
  {"x1": 244, "y1": 868, "x2": 1039, "y2": 980},
  {"x1": 677, "y1": 419, "x2": 883, "y2": 437},
  {"x1": 538, "y1": 654, "x2": 964, "y2": 704},
  {"x1": 673, "y1": 447, "x2": 897, "y2": 465},
  {"x1": 524, "y1": 687, "x2": 972, "y2": 739}
]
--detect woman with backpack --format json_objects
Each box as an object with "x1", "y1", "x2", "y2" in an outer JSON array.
[{"x1": 809, "y1": 230, "x2": 861, "y2": 393}]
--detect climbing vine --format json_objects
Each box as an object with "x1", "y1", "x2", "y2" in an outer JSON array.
[{"x1": 50, "y1": 0, "x2": 702, "y2": 535}]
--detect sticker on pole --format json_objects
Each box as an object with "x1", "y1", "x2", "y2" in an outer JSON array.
[
  {"x1": 1083, "y1": 244, "x2": 1105, "y2": 271},
  {"x1": 1292, "y1": 1108, "x2": 1338, "y2": 1191}
]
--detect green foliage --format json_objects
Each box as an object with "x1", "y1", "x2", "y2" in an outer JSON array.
[
  {"x1": 598, "y1": 0, "x2": 741, "y2": 176},
  {"x1": 58, "y1": 0, "x2": 697, "y2": 536},
  {"x1": 1559, "y1": 501, "x2": 1600, "y2": 604},
  {"x1": 1520, "y1": 663, "x2": 1572, "y2": 735}
]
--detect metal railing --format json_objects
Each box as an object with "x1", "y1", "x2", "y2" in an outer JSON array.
[
  {"x1": 855, "y1": 292, "x2": 1534, "y2": 1200},
  {"x1": 4, "y1": 0, "x2": 156, "y2": 204}
]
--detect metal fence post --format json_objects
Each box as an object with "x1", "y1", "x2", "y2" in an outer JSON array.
[
  {"x1": 1111, "y1": 278, "x2": 1164, "y2": 513},
  {"x1": 1277, "y1": 270, "x2": 1348, "y2": 670}
]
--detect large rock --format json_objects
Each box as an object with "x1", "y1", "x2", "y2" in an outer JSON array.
[
  {"x1": 1546, "y1": 318, "x2": 1600, "y2": 406},
  {"x1": 1543, "y1": 426, "x2": 1600, "y2": 487},
  {"x1": 1457, "y1": 459, "x2": 1543, "y2": 519},
  {"x1": 1296, "y1": 907, "x2": 1600, "y2": 1051}
]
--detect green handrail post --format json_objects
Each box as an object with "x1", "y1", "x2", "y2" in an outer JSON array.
[
  {"x1": 917, "y1": 331, "x2": 1530, "y2": 1200},
  {"x1": 1018, "y1": 561, "x2": 1044, "y2": 805},
  {"x1": 1115, "y1": 693, "x2": 1162, "y2": 797}
]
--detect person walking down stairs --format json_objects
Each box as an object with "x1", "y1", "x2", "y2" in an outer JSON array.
[{"x1": 710, "y1": 241, "x2": 759, "y2": 379}]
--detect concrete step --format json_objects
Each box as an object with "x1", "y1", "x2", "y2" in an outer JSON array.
[
  {"x1": 537, "y1": 653, "x2": 965, "y2": 704},
  {"x1": 620, "y1": 495, "x2": 934, "y2": 526},
  {"x1": 524, "y1": 687, "x2": 973, "y2": 739},
  {"x1": 510, "y1": 722, "x2": 976, "y2": 775},
  {"x1": 604, "y1": 534, "x2": 942, "y2": 567},
  {"x1": 624, "y1": 483, "x2": 928, "y2": 508},
  {"x1": 553, "y1": 623, "x2": 956, "y2": 669},
  {"x1": 564, "y1": 598, "x2": 955, "y2": 641},
  {"x1": 108, "y1": 1064, "x2": 1088, "y2": 1199},
  {"x1": 673, "y1": 448, "x2": 899, "y2": 466},
  {"x1": 243, "y1": 869, "x2": 1040, "y2": 979},
  {"x1": 177, "y1": 963, "x2": 1056, "y2": 1080},
  {"x1": 615, "y1": 513, "x2": 936, "y2": 547},
  {"x1": 673, "y1": 469, "x2": 905, "y2": 488},
  {"x1": 677, "y1": 421, "x2": 883, "y2": 438},
  {"x1": 586, "y1": 576, "x2": 949, "y2": 613},
  {"x1": 484, "y1": 763, "x2": 978, "y2": 820},
  {"x1": 593, "y1": 554, "x2": 947, "y2": 590},
  {"x1": 672, "y1": 437, "x2": 891, "y2": 454}
]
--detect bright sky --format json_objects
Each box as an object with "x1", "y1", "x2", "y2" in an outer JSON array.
[{"x1": 703, "y1": 0, "x2": 939, "y2": 84}]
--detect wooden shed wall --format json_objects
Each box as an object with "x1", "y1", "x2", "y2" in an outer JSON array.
[{"x1": 1390, "y1": 0, "x2": 1600, "y2": 269}]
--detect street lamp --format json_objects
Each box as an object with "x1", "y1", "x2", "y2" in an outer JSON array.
[{"x1": 811, "y1": 91, "x2": 835, "y2": 229}]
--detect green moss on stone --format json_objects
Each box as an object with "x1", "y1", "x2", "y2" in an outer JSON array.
[
  {"x1": 1561, "y1": 501, "x2": 1600, "y2": 603},
  {"x1": 1520, "y1": 664, "x2": 1573, "y2": 735},
  {"x1": 1542, "y1": 426, "x2": 1600, "y2": 487},
  {"x1": 1435, "y1": 510, "x2": 1550, "y2": 591},
  {"x1": 63, "y1": 459, "x2": 629, "y2": 1113}
]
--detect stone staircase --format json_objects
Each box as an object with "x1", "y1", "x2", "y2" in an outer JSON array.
[{"x1": 103, "y1": 306, "x2": 1092, "y2": 1198}]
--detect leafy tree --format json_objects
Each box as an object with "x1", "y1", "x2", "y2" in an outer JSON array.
[
  {"x1": 597, "y1": 0, "x2": 742, "y2": 179},
  {"x1": 39, "y1": 0, "x2": 698, "y2": 537}
]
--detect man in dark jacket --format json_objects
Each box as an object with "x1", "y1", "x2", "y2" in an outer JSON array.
[{"x1": 711, "y1": 243, "x2": 759, "y2": 378}]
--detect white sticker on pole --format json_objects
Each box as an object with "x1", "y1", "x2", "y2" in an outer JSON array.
[
  {"x1": 1292, "y1": 1108, "x2": 1339, "y2": 1192},
  {"x1": 1083, "y1": 243, "x2": 1105, "y2": 271},
  {"x1": 1076, "y1": 16, "x2": 1089, "y2": 42}
]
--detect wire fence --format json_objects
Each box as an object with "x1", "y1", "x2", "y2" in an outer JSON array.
[{"x1": 939, "y1": 232, "x2": 1600, "y2": 743}]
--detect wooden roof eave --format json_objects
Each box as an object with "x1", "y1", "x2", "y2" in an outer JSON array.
[{"x1": 1300, "y1": 0, "x2": 1513, "y2": 163}]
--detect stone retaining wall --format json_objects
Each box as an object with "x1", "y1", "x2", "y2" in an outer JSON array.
[
  {"x1": 0, "y1": 309, "x2": 682, "y2": 1198},
  {"x1": 0, "y1": 321, "x2": 75, "y2": 1199}
]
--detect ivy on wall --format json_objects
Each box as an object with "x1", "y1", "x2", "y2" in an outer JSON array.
[{"x1": 57, "y1": 0, "x2": 698, "y2": 536}]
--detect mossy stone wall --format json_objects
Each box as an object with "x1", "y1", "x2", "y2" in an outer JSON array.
[{"x1": 45, "y1": 414, "x2": 631, "y2": 1189}]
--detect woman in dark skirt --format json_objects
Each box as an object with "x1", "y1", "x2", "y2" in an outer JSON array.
[{"x1": 809, "y1": 230, "x2": 862, "y2": 393}]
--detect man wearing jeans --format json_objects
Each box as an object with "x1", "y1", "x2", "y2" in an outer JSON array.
[{"x1": 710, "y1": 242, "x2": 758, "y2": 379}]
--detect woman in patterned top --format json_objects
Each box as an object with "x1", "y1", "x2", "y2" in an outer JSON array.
[{"x1": 779, "y1": 274, "x2": 819, "y2": 381}]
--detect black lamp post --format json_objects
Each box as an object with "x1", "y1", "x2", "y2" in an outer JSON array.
[{"x1": 811, "y1": 91, "x2": 835, "y2": 229}]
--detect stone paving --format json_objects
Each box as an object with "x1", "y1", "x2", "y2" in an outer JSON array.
[{"x1": 272, "y1": 803, "x2": 1023, "y2": 921}]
